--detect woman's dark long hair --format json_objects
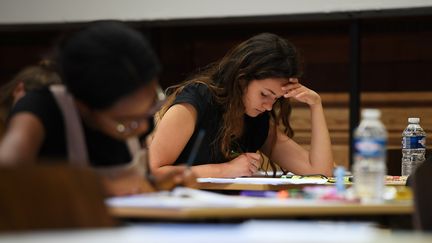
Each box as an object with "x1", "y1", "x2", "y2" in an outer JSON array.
[{"x1": 157, "y1": 33, "x2": 302, "y2": 172}]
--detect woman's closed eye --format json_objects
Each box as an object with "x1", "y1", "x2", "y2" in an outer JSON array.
[
  {"x1": 261, "y1": 92, "x2": 278, "y2": 102},
  {"x1": 261, "y1": 92, "x2": 272, "y2": 98}
]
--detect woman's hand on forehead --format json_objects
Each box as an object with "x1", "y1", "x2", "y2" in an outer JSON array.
[
  {"x1": 281, "y1": 78, "x2": 301, "y2": 98},
  {"x1": 280, "y1": 78, "x2": 321, "y2": 105}
]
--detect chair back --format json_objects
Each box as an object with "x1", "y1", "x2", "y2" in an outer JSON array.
[
  {"x1": 0, "y1": 165, "x2": 116, "y2": 231},
  {"x1": 413, "y1": 156, "x2": 432, "y2": 231}
]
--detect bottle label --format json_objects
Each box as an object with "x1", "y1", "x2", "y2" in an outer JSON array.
[
  {"x1": 354, "y1": 138, "x2": 386, "y2": 157},
  {"x1": 402, "y1": 136, "x2": 426, "y2": 149}
]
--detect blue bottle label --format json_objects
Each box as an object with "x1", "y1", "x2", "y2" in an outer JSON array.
[
  {"x1": 402, "y1": 136, "x2": 426, "y2": 149},
  {"x1": 354, "y1": 138, "x2": 386, "y2": 157}
]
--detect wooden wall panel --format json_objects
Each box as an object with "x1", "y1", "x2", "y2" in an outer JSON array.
[
  {"x1": 151, "y1": 21, "x2": 350, "y2": 90},
  {"x1": 0, "y1": 29, "x2": 60, "y2": 86},
  {"x1": 291, "y1": 91, "x2": 432, "y2": 169}
]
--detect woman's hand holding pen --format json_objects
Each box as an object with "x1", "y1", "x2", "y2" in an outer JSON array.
[
  {"x1": 225, "y1": 152, "x2": 262, "y2": 177},
  {"x1": 282, "y1": 78, "x2": 321, "y2": 106},
  {"x1": 150, "y1": 166, "x2": 198, "y2": 191},
  {"x1": 100, "y1": 164, "x2": 198, "y2": 196}
]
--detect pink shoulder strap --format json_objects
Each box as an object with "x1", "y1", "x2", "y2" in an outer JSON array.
[{"x1": 49, "y1": 84, "x2": 89, "y2": 167}]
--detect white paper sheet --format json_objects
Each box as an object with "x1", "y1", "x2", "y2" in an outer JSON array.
[
  {"x1": 105, "y1": 187, "x2": 331, "y2": 209},
  {"x1": 197, "y1": 177, "x2": 328, "y2": 185}
]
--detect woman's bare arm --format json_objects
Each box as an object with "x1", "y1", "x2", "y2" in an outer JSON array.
[{"x1": 0, "y1": 113, "x2": 45, "y2": 165}]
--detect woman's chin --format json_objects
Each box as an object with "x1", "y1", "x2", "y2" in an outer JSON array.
[{"x1": 245, "y1": 109, "x2": 260, "y2": 117}]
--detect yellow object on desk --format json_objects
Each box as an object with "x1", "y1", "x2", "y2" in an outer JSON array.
[
  {"x1": 326, "y1": 175, "x2": 407, "y2": 186},
  {"x1": 327, "y1": 176, "x2": 352, "y2": 183},
  {"x1": 385, "y1": 175, "x2": 408, "y2": 185}
]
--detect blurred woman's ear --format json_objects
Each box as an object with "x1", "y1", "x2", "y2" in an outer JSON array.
[
  {"x1": 12, "y1": 82, "x2": 25, "y2": 105},
  {"x1": 74, "y1": 100, "x2": 91, "y2": 118},
  {"x1": 144, "y1": 130, "x2": 155, "y2": 148}
]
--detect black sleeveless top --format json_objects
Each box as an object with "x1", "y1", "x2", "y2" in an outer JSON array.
[
  {"x1": 10, "y1": 88, "x2": 149, "y2": 167},
  {"x1": 172, "y1": 83, "x2": 269, "y2": 165}
]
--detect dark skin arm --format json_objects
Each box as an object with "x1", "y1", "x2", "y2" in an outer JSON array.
[
  {"x1": 0, "y1": 113, "x2": 197, "y2": 196},
  {"x1": 0, "y1": 113, "x2": 44, "y2": 165}
]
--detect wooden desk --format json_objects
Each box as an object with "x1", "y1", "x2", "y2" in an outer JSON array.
[{"x1": 108, "y1": 199, "x2": 412, "y2": 220}]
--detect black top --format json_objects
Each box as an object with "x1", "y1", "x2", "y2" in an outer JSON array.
[
  {"x1": 10, "y1": 88, "x2": 148, "y2": 167},
  {"x1": 172, "y1": 83, "x2": 269, "y2": 166}
]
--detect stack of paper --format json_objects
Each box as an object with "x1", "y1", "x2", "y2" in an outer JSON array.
[{"x1": 197, "y1": 176, "x2": 328, "y2": 185}]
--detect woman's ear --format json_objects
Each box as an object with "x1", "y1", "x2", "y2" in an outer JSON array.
[
  {"x1": 74, "y1": 99, "x2": 92, "y2": 117},
  {"x1": 239, "y1": 79, "x2": 248, "y2": 90},
  {"x1": 12, "y1": 82, "x2": 26, "y2": 105}
]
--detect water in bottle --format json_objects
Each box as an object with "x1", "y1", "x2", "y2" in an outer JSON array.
[
  {"x1": 401, "y1": 117, "x2": 426, "y2": 176},
  {"x1": 353, "y1": 109, "x2": 387, "y2": 203}
]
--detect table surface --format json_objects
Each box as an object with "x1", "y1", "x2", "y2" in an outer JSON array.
[{"x1": 108, "y1": 198, "x2": 412, "y2": 220}]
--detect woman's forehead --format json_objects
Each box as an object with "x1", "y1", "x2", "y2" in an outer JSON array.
[
  {"x1": 103, "y1": 84, "x2": 157, "y2": 117},
  {"x1": 256, "y1": 78, "x2": 288, "y2": 93}
]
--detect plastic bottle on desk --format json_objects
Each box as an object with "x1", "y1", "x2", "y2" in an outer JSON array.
[
  {"x1": 401, "y1": 117, "x2": 426, "y2": 176},
  {"x1": 353, "y1": 109, "x2": 387, "y2": 203}
]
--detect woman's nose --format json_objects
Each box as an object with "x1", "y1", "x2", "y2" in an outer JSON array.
[{"x1": 262, "y1": 101, "x2": 273, "y2": 111}]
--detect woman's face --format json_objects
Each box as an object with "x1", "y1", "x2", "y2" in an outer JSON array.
[
  {"x1": 242, "y1": 77, "x2": 289, "y2": 117},
  {"x1": 88, "y1": 80, "x2": 164, "y2": 140}
]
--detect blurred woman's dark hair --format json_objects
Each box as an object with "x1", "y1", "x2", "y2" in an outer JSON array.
[{"x1": 57, "y1": 21, "x2": 161, "y2": 110}]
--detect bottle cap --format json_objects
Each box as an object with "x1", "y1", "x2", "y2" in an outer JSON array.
[
  {"x1": 361, "y1": 109, "x2": 381, "y2": 119},
  {"x1": 408, "y1": 117, "x2": 420, "y2": 123}
]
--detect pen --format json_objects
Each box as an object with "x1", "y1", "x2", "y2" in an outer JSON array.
[
  {"x1": 334, "y1": 166, "x2": 346, "y2": 194},
  {"x1": 143, "y1": 147, "x2": 158, "y2": 189},
  {"x1": 281, "y1": 174, "x2": 328, "y2": 180},
  {"x1": 240, "y1": 190, "x2": 278, "y2": 198},
  {"x1": 240, "y1": 190, "x2": 289, "y2": 198},
  {"x1": 230, "y1": 150, "x2": 241, "y2": 158},
  {"x1": 186, "y1": 129, "x2": 206, "y2": 168}
]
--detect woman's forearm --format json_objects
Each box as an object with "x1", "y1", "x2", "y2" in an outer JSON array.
[{"x1": 309, "y1": 102, "x2": 334, "y2": 176}]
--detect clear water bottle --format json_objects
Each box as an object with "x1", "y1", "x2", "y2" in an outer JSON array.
[
  {"x1": 353, "y1": 109, "x2": 387, "y2": 203},
  {"x1": 401, "y1": 117, "x2": 426, "y2": 176}
]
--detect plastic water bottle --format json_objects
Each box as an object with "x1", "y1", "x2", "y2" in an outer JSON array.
[
  {"x1": 401, "y1": 117, "x2": 426, "y2": 176},
  {"x1": 353, "y1": 109, "x2": 387, "y2": 203}
]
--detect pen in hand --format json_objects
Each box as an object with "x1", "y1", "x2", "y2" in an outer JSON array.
[
  {"x1": 167, "y1": 129, "x2": 205, "y2": 190},
  {"x1": 142, "y1": 130, "x2": 205, "y2": 192},
  {"x1": 186, "y1": 129, "x2": 206, "y2": 168}
]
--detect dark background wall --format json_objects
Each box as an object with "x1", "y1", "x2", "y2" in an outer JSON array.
[
  {"x1": 2, "y1": 13, "x2": 432, "y2": 167},
  {"x1": 1, "y1": 14, "x2": 432, "y2": 93}
]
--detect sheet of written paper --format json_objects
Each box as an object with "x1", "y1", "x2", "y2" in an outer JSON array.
[
  {"x1": 197, "y1": 177, "x2": 328, "y2": 185},
  {"x1": 106, "y1": 187, "x2": 338, "y2": 209}
]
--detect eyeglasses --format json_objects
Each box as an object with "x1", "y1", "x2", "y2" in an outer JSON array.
[{"x1": 114, "y1": 85, "x2": 166, "y2": 135}]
